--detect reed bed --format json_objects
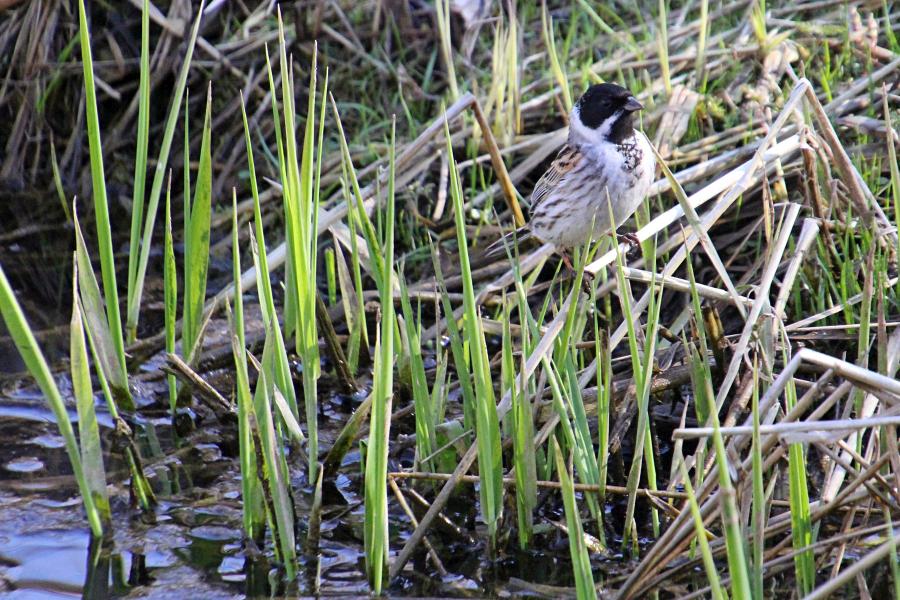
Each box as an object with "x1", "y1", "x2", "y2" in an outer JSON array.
[{"x1": 1, "y1": 0, "x2": 899, "y2": 597}]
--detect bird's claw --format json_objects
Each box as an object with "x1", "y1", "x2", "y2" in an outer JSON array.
[
  {"x1": 560, "y1": 251, "x2": 594, "y2": 295},
  {"x1": 617, "y1": 232, "x2": 641, "y2": 248}
]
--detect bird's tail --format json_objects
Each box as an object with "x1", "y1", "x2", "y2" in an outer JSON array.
[{"x1": 485, "y1": 226, "x2": 533, "y2": 258}]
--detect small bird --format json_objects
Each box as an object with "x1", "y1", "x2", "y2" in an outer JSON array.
[{"x1": 496, "y1": 83, "x2": 655, "y2": 260}]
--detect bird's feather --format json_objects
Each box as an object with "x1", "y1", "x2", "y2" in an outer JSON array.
[
  {"x1": 529, "y1": 144, "x2": 583, "y2": 212},
  {"x1": 485, "y1": 226, "x2": 533, "y2": 258}
]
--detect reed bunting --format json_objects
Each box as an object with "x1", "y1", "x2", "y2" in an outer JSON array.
[{"x1": 497, "y1": 83, "x2": 655, "y2": 256}]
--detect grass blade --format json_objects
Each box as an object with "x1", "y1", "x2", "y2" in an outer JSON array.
[
  {"x1": 276, "y1": 15, "x2": 322, "y2": 482},
  {"x1": 182, "y1": 84, "x2": 213, "y2": 361},
  {"x1": 227, "y1": 228, "x2": 265, "y2": 543},
  {"x1": 0, "y1": 263, "x2": 103, "y2": 538},
  {"x1": 445, "y1": 111, "x2": 503, "y2": 545},
  {"x1": 126, "y1": 0, "x2": 206, "y2": 339},
  {"x1": 72, "y1": 207, "x2": 132, "y2": 410},
  {"x1": 71, "y1": 259, "x2": 110, "y2": 530},
  {"x1": 399, "y1": 276, "x2": 436, "y2": 471},
  {"x1": 507, "y1": 302, "x2": 536, "y2": 548},
  {"x1": 253, "y1": 335, "x2": 297, "y2": 576},
  {"x1": 541, "y1": 1, "x2": 572, "y2": 111},
  {"x1": 364, "y1": 118, "x2": 397, "y2": 595},
  {"x1": 125, "y1": 0, "x2": 151, "y2": 343},
  {"x1": 678, "y1": 461, "x2": 725, "y2": 600},
  {"x1": 240, "y1": 93, "x2": 300, "y2": 421},
  {"x1": 163, "y1": 176, "x2": 177, "y2": 415},
  {"x1": 553, "y1": 437, "x2": 596, "y2": 600},
  {"x1": 76, "y1": 0, "x2": 130, "y2": 404}
]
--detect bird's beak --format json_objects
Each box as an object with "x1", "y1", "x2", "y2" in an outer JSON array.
[{"x1": 623, "y1": 97, "x2": 643, "y2": 112}]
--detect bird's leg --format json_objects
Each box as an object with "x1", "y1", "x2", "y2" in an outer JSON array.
[
  {"x1": 609, "y1": 231, "x2": 641, "y2": 258},
  {"x1": 560, "y1": 250, "x2": 575, "y2": 273},
  {"x1": 615, "y1": 231, "x2": 641, "y2": 248},
  {"x1": 559, "y1": 250, "x2": 594, "y2": 295},
  {"x1": 609, "y1": 231, "x2": 641, "y2": 248}
]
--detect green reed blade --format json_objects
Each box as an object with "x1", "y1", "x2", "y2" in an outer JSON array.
[
  {"x1": 229, "y1": 192, "x2": 266, "y2": 544},
  {"x1": 0, "y1": 262, "x2": 102, "y2": 538},
  {"x1": 445, "y1": 111, "x2": 503, "y2": 545},
  {"x1": 432, "y1": 248, "x2": 476, "y2": 434},
  {"x1": 163, "y1": 176, "x2": 177, "y2": 415},
  {"x1": 782, "y1": 338, "x2": 815, "y2": 596},
  {"x1": 399, "y1": 276, "x2": 436, "y2": 471},
  {"x1": 276, "y1": 14, "x2": 321, "y2": 482},
  {"x1": 182, "y1": 85, "x2": 213, "y2": 359},
  {"x1": 253, "y1": 334, "x2": 297, "y2": 576},
  {"x1": 541, "y1": 2, "x2": 573, "y2": 111},
  {"x1": 553, "y1": 437, "x2": 597, "y2": 600},
  {"x1": 76, "y1": 0, "x2": 130, "y2": 404},
  {"x1": 364, "y1": 118, "x2": 397, "y2": 596},
  {"x1": 125, "y1": 0, "x2": 151, "y2": 343},
  {"x1": 701, "y1": 348, "x2": 752, "y2": 600},
  {"x1": 126, "y1": 0, "x2": 205, "y2": 340},
  {"x1": 70, "y1": 259, "x2": 111, "y2": 528},
  {"x1": 72, "y1": 208, "x2": 132, "y2": 409},
  {"x1": 49, "y1": 138, "x2": 71, "y2": 223},
  {"x1": 240, "y1": 93, "x2": 300, "y2": 421},
  {"x1": 750, "y1": 354, "x2": 765, "y2": 599},
  {"x1": 510, "y1": 326, "x2": 536, "y2": 548},
  {"x1": 678, "y1": 461, "x2": 726, "y2": 600}
]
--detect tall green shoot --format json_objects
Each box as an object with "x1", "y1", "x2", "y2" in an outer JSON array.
[
  {"x1": 240, "y1": 92, "x2": 300, "y2": 421},
  {"x1": 615, "y1": 238, "x2": 664, "y2": 547},
  {"x1": 553, "y1": 438, "x2": 597, "y2": 600},
  {"x1": 542, "y1": 1, "x2": 573, "y2": 111},
  {"x1": 399, "y1": 276, "x2": 437, "y2": 471},
  {"x1": 227, "y1": 192, "x2": 266, "y2": 542},
  {"x1": 446, "y1": 112, "x2": 504, "y2": 546},
  {"x1": 126, "y1": 0, "x2": 205, "y2": 341},
  {"x1": 364, "y1": 118, "x2": 398, "y2": 595},
  {"x1": 253, "y1": 335, "x2": 297, "y2": 576},
  {"x1": 506, "y1": 299, "x2": 536, "y2": 548},
  {"x1": 658, "y1": 0, "x2": 671, "y2": 96},
  {"x1": 71, "y1": 260, "x2": 111, "y2": 532},
  {"x1": 163, "y1": 177, "x2": 177, "y2": 414},
  {"x1": 697, "y1": 345, "x2": 752, "y2": 599},
  {"x1": 435, "y1": 0, "x2": 459, "y2": 100},
  {"x1": 126, "y1": 0, "x2": 151, "y2": 341},
  {"x1": 74, "y1": 207, "x2": 155, "y2": 510},
  {"x1": 182, "y1": 85, "x2": 213, "y2": 363},
  {"x1": 0, "y1": 264, "x2": 104, "y2": 538},
  {"x1": 276, "y1": 16, "x2": 324, "y2": 482},
  {"x1": 679, "y1": 461, "x2": 726, "y2": 600},
  {"x1": 782, "y1": 337, "x2": 815, "y2": 595},
  {"x1": 76, "y1": 0, "x2": 130, "y2": 405}
]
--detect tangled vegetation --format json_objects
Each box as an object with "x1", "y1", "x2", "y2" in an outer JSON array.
[{"x1": 1, "y1": 0, "x2": 900, "y2": 597}]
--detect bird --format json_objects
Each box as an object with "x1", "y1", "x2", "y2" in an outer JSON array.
[{"x1": 493, "y1": 83, "x2": 655, "y2": 263}]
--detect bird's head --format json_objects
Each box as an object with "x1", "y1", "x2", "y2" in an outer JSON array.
[{"x1": 569, "y1": 83, "x2": 643, "y2": 146}]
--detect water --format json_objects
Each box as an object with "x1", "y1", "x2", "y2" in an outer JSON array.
[{"x1": 0, "y1": 378, "x2": 375, "y2": 599}]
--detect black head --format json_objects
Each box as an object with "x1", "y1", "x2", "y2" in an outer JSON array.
[{"x1": 574, "y1": 83, "x2": 642, "y2": 144}]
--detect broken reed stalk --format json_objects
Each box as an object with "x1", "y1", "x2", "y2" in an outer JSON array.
[
  {"x1": 469, "y1": 98, "x2": 525, "y2": 227},
  {"x1": 388, "y1": 471, "x2": 688, "y2": 500},
  {"x1": 315, "y1": 292, "x2": 356, "y2": 393},
  {"x1": 619, "y1": 342, "x2": 900, "y2": 597}
]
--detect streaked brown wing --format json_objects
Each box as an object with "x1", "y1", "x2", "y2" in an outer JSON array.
[{"x1": 530, "y1": 144, "x2": 584, "y2": 211}]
